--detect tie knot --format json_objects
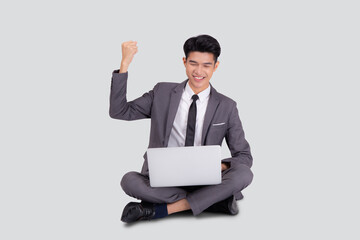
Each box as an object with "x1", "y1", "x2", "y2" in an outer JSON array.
[{"x1": 192, "y1": 94, "x2": 199, "y2": 101}]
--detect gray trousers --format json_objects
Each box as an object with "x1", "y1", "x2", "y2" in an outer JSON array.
[{"x1": 121, "y1": 164, "x2": 253, "y2": 216}]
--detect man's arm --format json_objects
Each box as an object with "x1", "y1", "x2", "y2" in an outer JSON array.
[
  {"x1": 223, "y1": 102, "x2": 253, "y2": 168},
  {"x1": 109, "y1": 41, "x2": 157, "y2": 120}
]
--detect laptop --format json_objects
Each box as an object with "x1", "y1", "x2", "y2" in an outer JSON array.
[{"x1": 146, "y1": 145, "x2": 222, "y2": 187}]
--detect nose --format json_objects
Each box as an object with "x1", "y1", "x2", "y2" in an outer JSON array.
[{"x1": 194, "y1": 66, "x2": 204, "y2": 75}]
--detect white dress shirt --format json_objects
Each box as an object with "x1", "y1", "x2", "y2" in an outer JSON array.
[{"x1": 167, "y1": 82, "x2": 211, "y2": 147}]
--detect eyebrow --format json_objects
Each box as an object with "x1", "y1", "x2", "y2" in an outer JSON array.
[{"x1": 189, "y1": 60, "x2": 214, "y2": 65}]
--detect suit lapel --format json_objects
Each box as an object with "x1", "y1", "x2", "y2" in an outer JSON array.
[
  {"x1": 201, "y1": 85, "x2": 220, "y2": 145},
  {"x1": 164, "y1": 80, "x2": 187, "y2": 146}
]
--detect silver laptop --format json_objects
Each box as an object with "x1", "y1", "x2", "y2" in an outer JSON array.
[{"x1": 146, "y1": 145, "x2": 221, "y2": 187}]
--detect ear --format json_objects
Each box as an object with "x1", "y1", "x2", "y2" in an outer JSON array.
[
  {"x1": 182, "y1": 57, "x2": 187, "y2": 66},
  {"x1": 213, "y1": 61, "x2": 220, "y2": 71}
]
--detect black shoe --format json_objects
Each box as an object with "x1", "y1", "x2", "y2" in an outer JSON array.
[
  {"x1": 205, "y1": 195, "x2": 239, "y2": 215},
  {"x1": 121, "y1": 202, "x2": 155, "y2": 223}
]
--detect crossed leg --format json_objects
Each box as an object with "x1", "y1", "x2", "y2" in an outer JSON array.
[{"x1": 121, "y1": 164, "x2": 253, "y2": 216}]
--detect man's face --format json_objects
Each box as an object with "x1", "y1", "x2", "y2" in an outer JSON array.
[{"x1": 183, "y1": 51, "x2": 219, "y2": 94}]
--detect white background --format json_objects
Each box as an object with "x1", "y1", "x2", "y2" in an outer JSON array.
[{"x1": 1, "y1": 0, "x2": 359, "y2": 239}]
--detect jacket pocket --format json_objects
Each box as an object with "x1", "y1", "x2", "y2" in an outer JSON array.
[{"x1": 212, "y1": 122, "x2": 226, "y2": 126}]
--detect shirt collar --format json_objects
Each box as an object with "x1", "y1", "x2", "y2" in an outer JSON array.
[{"x1": 184, "y1": 81, "x2": 211, "y2": 102}]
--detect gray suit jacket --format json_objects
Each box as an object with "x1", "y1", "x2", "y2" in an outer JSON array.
[{"x1": 109, "y1": 71, "x2": 253, "y2": 175}]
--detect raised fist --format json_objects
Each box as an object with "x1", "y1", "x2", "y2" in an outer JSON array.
[{"x1": 120, "y1": 41, "x2": 138, "y2": 73}]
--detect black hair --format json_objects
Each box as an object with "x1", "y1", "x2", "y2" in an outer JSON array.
[{"x1": 183, "y1": 34, "x2": 221, "y2": 63}]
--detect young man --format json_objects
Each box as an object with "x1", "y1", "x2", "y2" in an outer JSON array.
[{"x1": 109, "y1": 35, "x2": 253, "y2": 223}]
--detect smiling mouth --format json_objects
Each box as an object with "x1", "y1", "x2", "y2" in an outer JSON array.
[{"x1": 193, "y1": 76, "x2": 205, "y2": 80}]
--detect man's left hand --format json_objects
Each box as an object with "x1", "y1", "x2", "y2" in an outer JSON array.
[{"x1": 221, "y1": 163, "x2": 229, "y2": 171}]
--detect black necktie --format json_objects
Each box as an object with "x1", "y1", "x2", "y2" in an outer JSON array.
[{"x1": 185, "y1": 94, "x2": 199, "y2": 146}]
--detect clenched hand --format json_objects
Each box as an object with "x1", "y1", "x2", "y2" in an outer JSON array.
[{"x1": 120, "y1": 41, "x2": 138, "y2": 73}]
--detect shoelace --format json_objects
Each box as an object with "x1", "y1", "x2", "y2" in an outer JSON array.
[{"x1": 139, "y1": 204, "x2": 154, "y2": 219}]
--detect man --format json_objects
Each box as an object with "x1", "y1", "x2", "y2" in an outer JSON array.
[{"x1": 109, "y1": 35, "x2": 253, "y2": 223}]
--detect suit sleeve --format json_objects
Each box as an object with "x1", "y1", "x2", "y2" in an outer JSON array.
[
  {"x1": 223, "y1": 102, "x2": 253, "y2": 168},
  {"x1": 109, "y1": 70, "x2": 157, "y2": 120}
]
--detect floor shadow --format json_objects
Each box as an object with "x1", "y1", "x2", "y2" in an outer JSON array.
[{"x1": 122, "y1": 210, "x2": 236, "y2": 227}]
